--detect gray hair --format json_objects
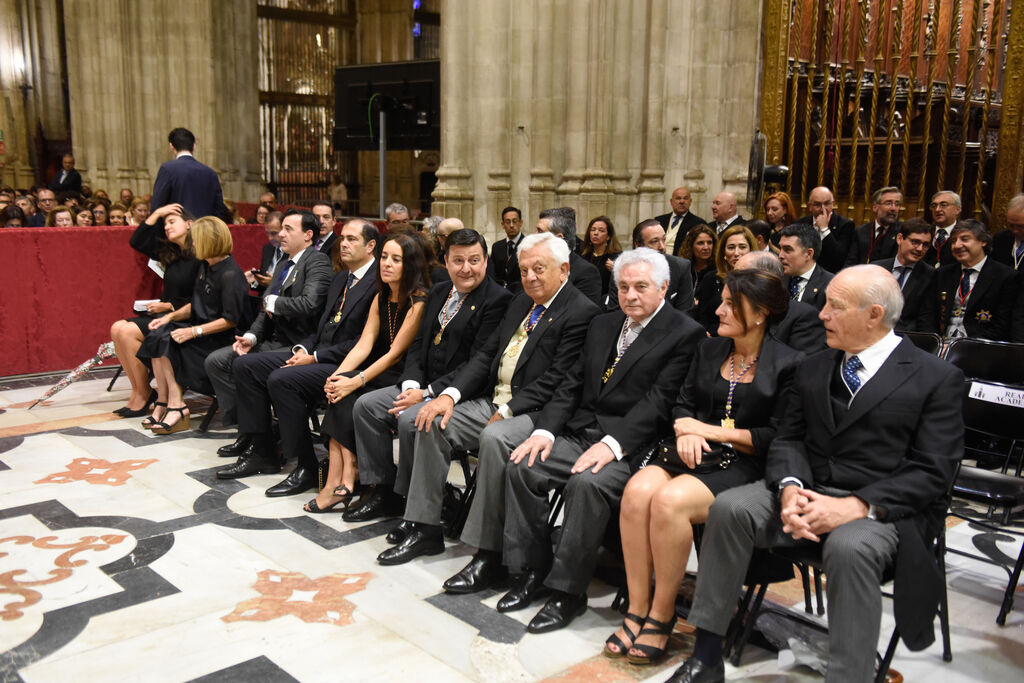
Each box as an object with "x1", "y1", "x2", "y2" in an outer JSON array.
[
  {"x1": 612, "y1": 247, "x2": 670, "y2": 288},
  {"x1": 737, "y1": 250, "x2": 784, "y2": 278},
  {"x1": 539, "y1": 207, "x2": 577, "y2": 250},
  {"x1": 847, "y1": 264, "x2": 903, "y2": 329},
  {"x1": 931, "y1": 190, "x2": 962, "y2": 208},
  {"x1": 385, "y1": 202, "x2": 409, "y2": 219},
  {"x1": 871, "y1": 186, "x2": 903, "y2": 204},
  {"x1": 421, "y1": 215, "x2": 442, "y2": 237},
  {"x1": 519, "y1": 231, "x2": 570, "y2": 266},
  {"x1": 1006, "y1": 193, "x2": 1024, "y2": 215}
]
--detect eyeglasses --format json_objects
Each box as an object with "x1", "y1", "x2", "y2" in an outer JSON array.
[
  {"x1": 501, "y1": 218, "x2": 522, "y2": 225},
  {"x1": 878, "y1": 200, "x2": 902, "y2": 208},
  {"x1": 930, "y1": 201, "x2": 955, "y2": 209},
  {"x1": 905, "y1": 238, "x2": 930, "y2": 249}
]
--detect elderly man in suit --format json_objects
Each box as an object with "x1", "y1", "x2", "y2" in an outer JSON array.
[
  {"x1": 796, "y1": 186, "x2": 855, "y2": 274},
  {"x1": 992, "y1": 192, "x2": 1024, "y2": 271},
  {"x1": 490, "y1": 206, "x2": 526, "y2": 290},
  {"x1": 667, "y1": 264, "x2": 963, "y2": 683},
  {"x1": 779, "y1": 223, "x2": 833, "y2": 311},
  {"x1": 873, "y1": 218, "x2": 939, "y2": 333},
  {"x1": 938, "y1": 220, "x2": 1017, "y2": 341},
  {"x1": 709, "y1": 191, "x2": 745, "y2": 235},
  {"x1": 205, "y1": 211, "x2": 333, "y2": 429},
  {"x1": 151, "y1": 128, "x2": 228, "y2": 221},
  {"x1": 845, "y1": 186, "x2": 902, "y2": 266},
  {"x1": 736, "y1": 251, "x2": 826, "y2": 353},
  {"x1": 925, "y1": 190, "x2": 961, "y2": 267},
  {"x1": 442, "y1": 248, "x2": 705, "y2": 634},
  {"x1": 607, "y1": 219, "x2": 695, "y2": 314},
  {"x1": 218, "y1": 219, "x2": 379, "y2": 492},
  {"x1": 343, "y1": 229, "x2": 513, "y2": 522},
  {"x1": 656, "y1": 186, "x2": 707, "y2": 256},
  {"x1": 535, "y1": 207, "x2": 604, "y2": 306},
  {"x1": 376, "y1": 232, "x2": 601, "y2": 565}
]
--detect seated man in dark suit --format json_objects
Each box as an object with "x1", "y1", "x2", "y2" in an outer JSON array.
[
  {"x1": 607, "y1": 219, "x2": 695, "y2": 314},
  {"x1": 343, "y1": 229, "x2": 513, "y2": 521},
  {"x1": 925, "y1": 190, "x2": 960, "y2": 267},
  {"x1": 796, "y1": 186, "x2": 855, "y2": 274},
  {"x1": 205, "y1": 211, "x2": 333, "y2": 428},
  {"x1": 872, "y1": 218, "x2": 939, "y2": 333},
  {"x1": 489, "y1": 206, "x2": 526, "y2": 291},
  {"x1": 736, "y1": 251, "x2": 826, "y2": 353},
  {"x1": 779, "y1": 223, "x2": 833, "y2": 311},
  {"x1": 14, "y1": 196, "x2": 45, "y2": 227},
  {"x1": 668, "y1": 265, "x2": 964, "y2": 683},
  {"x1": 535, "y1": 207, "x2": 603, "y2": 307},
  {"x1": 655, "y1": 186, "x2": 706, "y2": 256},
  {"x1": 151, "y1": 127, "x2": 228, "y2": 221},
  {"x1": 217, "y1": 219, "x2": 380, "y2": 493},
  {"x1": 938, "y1": 220, "x2": 1017, "y2": 341},
  {"x1": 49, "y1": 153, "x2": 82, "y2": 195},
  {"x1": 442, "y1": 248, "x2": 705, "y2": 634},
  {"x1": 246, "y1": 211, "x2": 284, "y2": 293},
  {"x1": 311, "y1": 200, "x2": 338, "y2": 255},
  {"x1": 845, "y1": 186, "x2": 902, "y2": 266},
  {"x1": 376, "y1": 232, "x2": 601, "y2": 565},
  {"x1": 991, "y1": 192, "x2": 1024, "y2": 272}
]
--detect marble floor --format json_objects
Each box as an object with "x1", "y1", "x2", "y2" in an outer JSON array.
[{"x1": 0, "y1": 368, "x2": 1021, "y2": 682}]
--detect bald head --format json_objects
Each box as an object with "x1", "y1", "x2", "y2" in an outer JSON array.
[
  {"x1": 736, "y1": 250, "x2": 783, "y2": 278},
  {"x1": 807, "y1": 186, "x2": 836, "y2": 219},
  {"x1": 437, "y1": 217, "x2": 465, "y2": 248},
  {"x1": 711, "y1": 191, "x2": 738, "y2": 223},
  {"x1": 820, "y1": 265, "x2": 903, "y2": 352},
  {"x1": 669, "y1": 186, "x2": 693, "y2": 215}
]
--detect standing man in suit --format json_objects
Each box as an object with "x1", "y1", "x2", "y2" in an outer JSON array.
[
  {"x1": 668, "y1": 265, "x2": 963, "y2": 683},
  {"x1": 447, "y1": 249, "x2": 705, "y2": 633},
  {"x1": 796, "y1": 186, "x2": 855, "y2": 274},
  {"x1": 656, "y1": 186, "x2": 706, "y2": 256},
  {"x1": 991, "y1": 193, "x2": 1024, "y2": 271},
  {"x1": 535, "y1": 207, "x2": 604, "y2": 307},
  {"x1": 607, "y1": 219, "x2": 695, "y2": 314},
  {"x1": 872, "y1": 218, "x2": 939, "y2": 333},
  {"x1": 938, "y1": 220, "x2": 1017, "y2": 341},
  {"x1": 205, "y1": 211, "x2": 333, "y2": 429},
  {"x1": 344, "y1": 229, "x2": 513, "y2": 522},
  {"x1": 737, "y1": 251, "x2": 827, "y2": 353},
  {"x1": 311, "y1": 200, "x2": 338, "y2": 255},
  {"x1": 49, "y1": 153, "x2": 82, "y2": 195},
  {"x1": 490, "y1": 206, "x2": 526, "y2": 291},
  {"x1": 151, "y1": 128, "x2": 227, "y2": 221},
  {"x1": 376, "y1": 233, "x2": 600, "y2": 565},
  {"x1": 246, "y1": 211, "x2": 285, "y2": 293},
  {"x1": 779, "y1": 223, "x2": 833, "y2": 311},
  {"x1": 217, "y1": 220, "x2": 379, "y2": 493},
  {"x1": 845, "y1": 186, "x2": 902, "y2": 266},
  {"x1": 709, "y1": 191, "x2": 745, "y2": 235},
  {"x1": 925, "y1": 190, "x2": 961, "y2": 267}
]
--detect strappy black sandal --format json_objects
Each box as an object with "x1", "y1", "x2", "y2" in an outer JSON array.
[
  {"x1": 626, "y1": 614, "x2": 677, "y2": 665},
  {"x1": 603, "y1": 611, "x2": 646, "y2": 658}
]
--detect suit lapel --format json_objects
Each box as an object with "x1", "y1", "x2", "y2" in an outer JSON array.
[
  {"x1": 595, "y1": 313, "x2": 628, "y2": 395},
  {"x1": 837, "y1": 341, "x2": 917, "y2": 434},
  {"x1": 601, "y1": 308, "x2": 673, "y2": 395},
  {"x1": 514, "y1": 286, "x2": 569, "y2": 372},
  {"x1": 337, "y1": 263, "x2": 376, "y2": 324},
  {"x1": 965, "y1": 260, "x2": 994, "y2": 315},
  {"x1": 814, "y1": 350, "x2": 842, "y2": 434}
]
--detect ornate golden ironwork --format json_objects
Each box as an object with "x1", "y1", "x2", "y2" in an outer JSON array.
[
  {"x1": 975, "y1": 0, "x2": 1005, "y2": 220},
  {"x1": 818, "y1": 0, "x2": 836, "y2": 189},
  {"x1": 761, "y1": 0, "x2": 792, "y2": 168},
  {"x1": 846, "y1": 0, "x2": 871, "y2": 215},
  {"x1": 884, "y1": 2, "x2": 906, "y2": 187},
  {"x1": 936, "y1": 0, "x2": 964, "y2": 193},
  {"x1": 992, "y1": 0, "x2": 1024, "y2": 231},
  {"x1": 786, "y1": 0, "x2": 804, "y2": 198},
  {"x1": 801, "y1": 0, "x2": 822, "y2": 199}
]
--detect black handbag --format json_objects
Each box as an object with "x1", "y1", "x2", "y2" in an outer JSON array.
[{"x1": 642, "y1": 436, "x2": 736, "y2": 476}]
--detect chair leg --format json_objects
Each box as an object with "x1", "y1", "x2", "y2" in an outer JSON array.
[
  {"x1": 813, "y1": 568, "x2": 825, "y2": 615},
  {"x1": 937, "y1": 534, "x2": 953, "y2": 662},
  {"x1": 309, "y1": 410, "x2": 321, "y2": 434},
  {"x1": 106, "y1": 366, "x2": 123, "y2": 392},
  {"x1": 198, "y1": 398, "x2": 218, "y2": 432},
  {"x1": 996, "y1": 544, "x2": 1024, "y2": 626},
  {"x1": 730, "y1": 584, "x2": 768, "y2": 667},
  {"x1": 797, "y1": 564, "x2": 813, "y2": 614},
  {"x1": 873, "y1": 629, "x2": 900, "y2": 683},
  {"x1": 611, "y1": 585, "x2": 628, "y2": 613},
  {"x1": 723, "y1": 585, "x2": 756, "y2": 659}
]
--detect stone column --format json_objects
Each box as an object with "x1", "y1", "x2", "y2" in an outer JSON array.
[
  {"x1": 0, "y1": 0, "x2": 38, "y2": 188},
  {"x1": 431, "y1": 0, "x2": 474, "y2": 221}
]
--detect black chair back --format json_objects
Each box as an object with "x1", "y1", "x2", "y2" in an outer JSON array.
[
  {"x1": 897, "y1": 330, "x2": 942, "y2": 356},
  {"x1": 944, "y1": 338, "x2": 1024, "y2": 384}
]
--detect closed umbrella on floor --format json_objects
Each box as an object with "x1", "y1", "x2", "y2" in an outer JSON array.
[{"x1": 28, "y1": 342, "x2": 116, "y2": 409}]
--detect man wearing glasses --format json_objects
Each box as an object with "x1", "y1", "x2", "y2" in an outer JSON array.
[
  {"x1": 872, "y1": 218, "x2": 939, "y2": 333},
  {"x1": 845, "y1": 186, "x2": 902, "y2": 266},
  {"x1": 926, "y1": 190, "x2": 961, "y2": 267},
  {"x1": 490, "y1": 206, "x2": 525, "y2": 291}
]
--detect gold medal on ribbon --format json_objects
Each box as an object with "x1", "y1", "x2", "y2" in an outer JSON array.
[
  {"x1": 952, "y1": 306, "x2": 963, "y2": 317},
  {"x1": 721, "y1": 417, "x2": 735, "y2": 429},
  {"x1": 434, "y1": 331, "x2": 443, "y2": 345}
]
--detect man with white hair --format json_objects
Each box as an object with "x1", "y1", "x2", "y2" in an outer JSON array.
[
  {"x1": 441, "y1": 248, "x2": 705, "y2": 634},
  {"x1": 669, "y1": 265, "x2": 963, "y2": 683},
  {"x1": 927, "y1": 189, "x2": 962, "y2": 267},
  {"x1": 376, "y1": 232, "x2": 601, "y2": 565}
]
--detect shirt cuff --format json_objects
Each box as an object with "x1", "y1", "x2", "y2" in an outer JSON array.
[
  {"x1": 401, "y1": 380, "x2": 421, "y2": 392},
  {"x1": 264, "y1": 294, "x2": 278, "y2": 313},
  {"x1": 243, "y1": 332, "x2": 257, "y2": 346},
  {"x1": 531, "y1": 429, "x2": 555, "y2": 443},
  {"x1": 292, "y1": 344, "x2": 308, "y2": 354},
  {"x1": 497, "y1": 403, "x2": 514, "y2": 419},
  {"x1": 600, "y1": 434, "x2": 624, "y2": 461},
  {"x1": 440, "y1": 387, "x2": 462, "y2": 404},
  {"x1": 778, "y1": 476, "x2": 804, "y2": 491}
]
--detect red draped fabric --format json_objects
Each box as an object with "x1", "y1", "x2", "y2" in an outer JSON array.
[{"x1": 0, "y1": 224, "x2": 268, "y2": 376}]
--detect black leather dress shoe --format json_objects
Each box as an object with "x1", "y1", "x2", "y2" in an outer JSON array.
[
  {"x1": 496, "y1": 568, "x2": 548, "y2": 613},
  {"x1": 665, "y1": 657, "x2": 725, "y2": 683},
  {"x1": 386, "y1": 520, "x2": 415, "y2": 545},
  {"x1": 216, "y1": 447, "x2": 281, "y2": 480},
  {"x1": 443, "y1": 551, "x2": 507, "y2": 594},
  {"x1": 526, "y1": 591, "x2": 588, "y2": 634},
  {"x1": 264, "y1": 466, "x2": 316, "y2": 497},
  {"x1": 217, "y1": 434, "x2": 252, "y2": 458},
  {"x1": 342, "y1": 489, "x2": 403, "y2": 522},
  {"x1": 376, "y1": 524, "x2": 444, "y2": 565}
]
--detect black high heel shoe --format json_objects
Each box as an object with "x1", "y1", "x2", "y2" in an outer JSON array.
[
  {"x1": 151, "y1": 407, "x2": 190, "y2": 435},
  {"x1": 331, "y1": 483, "x2": 359, "y2": 508},
  {"x1": 114, "y1": 389, "x2": 157, "y2": 417},
  {"x1": 141, "y1": 402, "x2": 167, "y2": 429},
  {"x1": 626, "y1": 614, "x2": 678, "y2": 665}
]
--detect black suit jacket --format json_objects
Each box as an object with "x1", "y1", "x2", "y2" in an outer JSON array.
[
  {"x1": 569, "y1": 251, "x2": 603, "y2": 306},
  {"x1": 489, "y1": 234, "x2": 524, "y2": 291},
  {"x1": 937, "y1": 257, "x2": 1017, "y2": 340},
  {"x1": 1012, "y1": 269, "x2": 1024, "y2": 343},
  {"x1": 771, "y1": 301, "x2": 827, "y2": 353},
  {"x1": 536, "y1": 306, "x2": 705, "y2": 456},
  {"x1": 49, "y1": 168, "x2": 82, "y2": 194},
  {"x1": 606, "y1": 253, "x2": 695, "y2": 315},
  {"x1": 796, "y1": 213, "x2": 855, "y2": 274},
  {"x1": 765, "y1": 339, "x2": 964, "y2": 650},
  {"x1": 784, "y1": 265, "x2": 833, "y2": 311},
  {"x1": 401, "y1": 278, "x2": 513, "y2": 394},
  {"x1": 449, "y1": 284, "x2": 600, "y2": 417},
  {"x1": 318, "y1": 232, "x2": 339, "y2": 258},
  {"x1": 295, "y1": 260, "x2": 379, "y2": 365},
  {"x1": 846, "y1": 222, "x2": 899, "y2": 266},
  {"x1": 674, "y1": 335, "x2": 803, "y2": 458},
  {"x1": 248, "y1": 249, "x2": 333, "y2": 348},
  {"x1": 873, "y1": 258, "x2": 939, "y2": 333},
  {"x1": 655, "y1": 212, "x2": 707, "y2": 257},
  {"x1": 151, "y1": 155, "x2": 228, "y2": 221},
  {"x1": 924, "y1": 226, "x2": 955, "y2": 267},
  {"x1": 991, "y1": 229, "x2": 1021, "y2": 270},
  {"x1": 712, "y1": 215, "x2": 747, "y2": 234}
]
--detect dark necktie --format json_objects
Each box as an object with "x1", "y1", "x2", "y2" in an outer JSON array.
[
  {"x1": 1015, "y1": 242, "x2": 1024, "y2": 260},
  {"x1": 671, "y1": 215, "x2": 683, "y2": 231},
  {"x1": 935, "y1": 228, "x2": 948, "y2": 251},
  {"x1": 959, "y1": 268, "x2": 974, "y2": 299},
  {"x1": 842, "y1": 355, "x2": 863, "y2": 395},
  {"x1": 875, "y1": 226, "x2": 885, "y2": 240},
  {"x1": 894, "y1": 265, "x2": 909, "y2": 288},
  {"x1": 527, "y1": 304, "x2": 546, "y2": 333},
  {"x1": 269, "y1": 260, "x2": 293, "y2": 296},
  {"x1": 789, "y1": 276, "x2": 803, "y2": 300}
]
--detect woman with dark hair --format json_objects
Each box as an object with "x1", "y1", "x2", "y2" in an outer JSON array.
[
  {"x1": 693, "y1": 225, "x2": 757, "y2": 334},
  {"x1": 110, "y1": 204, "x2": 202, "y2": 416},
  {"x1": 305, "y1": 233, "x2": 430, "y2": 512},
  {"x1": 74, "y1": 205, "x2": 94, "y2": 226},
  {"x1": 679, "y1": 224, "x2": 717, "y2": 290},
  {"x1": 252, "y1": 202, "x2": 274, "y2": 225},
  {"x1": 581, "y1": 215, "x2": 623, "y2": 300},
  {"x1": 604, "y1": 268, "x2": 801, "y2": 664},
  {"x1": 136, "y1": 216, "x2": 249, "y2": 434},
  {"x1": 764, "y1": 191, "x2": 797, "y2": 251}
]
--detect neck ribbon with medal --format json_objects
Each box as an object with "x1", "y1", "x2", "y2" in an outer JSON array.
[
  {"x1": 507, "y1": 304, "x2": 543, "y2": 358},
  {"x1": 603, "y1": 319, "x2": 640, "y2": 383},
  {"x1": 721, "y1": 351, "x2": 758, "y2": 428},
  {"x1": 953, "y1": 268, "x2": 976, "y2": 319},
  {"x1": 434, "y1": 287, "x2": 467, "y2": 345}
]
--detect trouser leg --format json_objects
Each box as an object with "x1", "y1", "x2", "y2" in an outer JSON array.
[
  {"x1": 204, "y1": 344, "x2": 239, "y2": 423},
  {"x1": 267, "y1": 363, "x2": 335, "y2": 470},
  {"x1": 235, "y1": 350, "x2": 292, "y2": 434},
  {"x1": 352, "y1": 386, "x2": 401, "y2": 486}
]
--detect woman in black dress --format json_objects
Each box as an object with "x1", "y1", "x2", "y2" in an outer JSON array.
[
  {"x1": 136, "y1": 217, "x2": 249, "y2": 434},
  {"x1": 304, "y1": 233, "x2": 430, "y2": 513},
  {"x1": 110, "y1": 204, "x2": 200, "y2": 416},
  {"x1": 678, "y1": 224, "x2": 717, "y2": 292},
  {"x1": 604, "y1": 268, "x2": 802, "y2": 664},
  {"x1": 580, "y1": 216, "x2": 623, "y2": 303},
  {"x1": 693, "y1": 225, "x2": 757, "y2": 335}
]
